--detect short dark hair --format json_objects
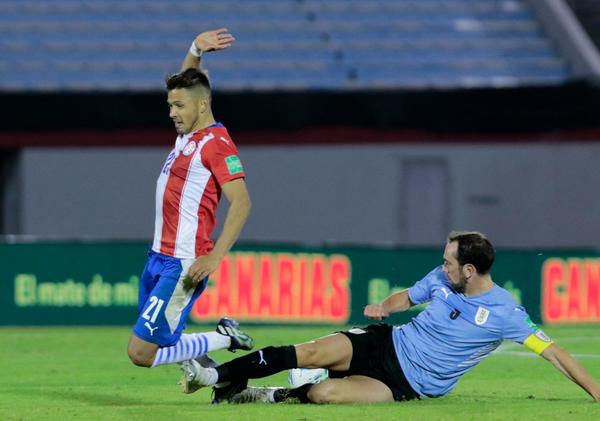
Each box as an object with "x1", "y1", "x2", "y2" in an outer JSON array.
[
  {"x1": 447, "y1": 231, "x2": 495, "y2": 274},
  {"x1": 165, "y1": 68, "x2": 211, "y2": 94}
]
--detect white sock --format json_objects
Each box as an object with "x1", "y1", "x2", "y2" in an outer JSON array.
[
  {"x1": 151, "y1": 332, "x2": 231, "y2": 367},
  {"x1": 204, "y1": 367, "x2": 219, "y2": 385},
  {"x1": 203, "y1": 331, "x2": 231, "y2": 351}
]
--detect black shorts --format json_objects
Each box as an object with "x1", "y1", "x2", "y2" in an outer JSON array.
[{"x1": 333, "y1": 323, "x2": 419, "y2": 402}]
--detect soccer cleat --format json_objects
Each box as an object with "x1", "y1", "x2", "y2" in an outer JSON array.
[
  {"x1": 180, "y1": 359, "x2": 217, "y2": 394},
  {"x1": 180, "y1": 359, "x2": 203, "y2": 394},
  {"x1": 230, "y1": 386, "x2": 284, "y2": 404},
  {"x1": 212, "y1": 378, "x2": 248, "y2": 404},
  {"x1": 195, "y1": 354, "x2": 250, "y2": 404},
  {"x1": 229, "y1": 386, "x2": 283, "y2": 404},
  {"x1": 196, "y1": 354, "x2": 219, "y2": 369},
  {"x1": 216, "y1": 317, "x2": 254, "y2": 352},
  {"x1": 178, "y1": 355, "x2": 215, "y2": 393}
]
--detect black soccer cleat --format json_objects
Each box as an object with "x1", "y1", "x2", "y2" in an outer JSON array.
[
  {"x1": 216, "y1": 317, "x2": 254, "y2": 352},
  {"x1": 196, "y1": 354, "x2": 249, "y2": 404},
  {"x1": 212, "y1": 378, "x2": 249, "y2": 404}
]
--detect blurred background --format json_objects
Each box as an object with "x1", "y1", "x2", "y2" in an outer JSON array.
[{"x1": 1, "y1": 0, "x2": 599, "y2": 327}]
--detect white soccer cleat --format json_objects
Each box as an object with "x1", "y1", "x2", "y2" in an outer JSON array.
[
  {"x1": 180, "y1": 359, "x2": 216, "y2": 394},
  {"x1": 229, "y1": 386, "x2": 283, "y2": 404},
  {"x1": 180, "y1": 359, "x2": 202, "y2": 394}
]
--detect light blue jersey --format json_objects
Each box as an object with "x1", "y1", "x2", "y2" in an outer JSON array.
[{"x1": 392, "y1": 266, "x2": 542, "y2": 397}]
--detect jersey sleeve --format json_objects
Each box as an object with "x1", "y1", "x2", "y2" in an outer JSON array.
[
  {"x1": 201, "y1": 135, "x2": 245, "y2": 186},
  {"x1": 407, "y1": 266, "x2": 445, "y2": 305},
  {"x1": 503, "y1": 306, "x2": 554, "y2": 354}
]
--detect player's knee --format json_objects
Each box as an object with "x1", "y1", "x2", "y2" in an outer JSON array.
[
  {"x1": 307, "y1": 381, "x2": 339, "y2": 404},
  {"x1": 127, "y1": 345, "x2": 154, "y2": 368},
  {"x1": 296, "y1": 342, "x2": 319, "y2": 367}
]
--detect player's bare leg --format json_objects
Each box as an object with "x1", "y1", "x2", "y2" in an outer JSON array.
[
  {"x1": 230, "y1": 374, "x2": 394, "y2": 404},
  {"x1": 294, "y1": 333, "x2": 354, "y2": 371},
  {"x1": 181, "y1": 332, "x2": 354, "y2": 394},
  {"x1": 127, "y1": 334, "x2": 159, "y2": 367},
  {"x1": 307, "y1": 375, "x2": 394, "y2": 403}
]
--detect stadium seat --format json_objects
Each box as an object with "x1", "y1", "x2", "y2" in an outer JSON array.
[{"x1": 0, "y1": 0, "x2": 574, "y2": 90}]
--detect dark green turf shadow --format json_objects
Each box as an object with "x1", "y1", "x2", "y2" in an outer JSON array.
[
  {"x1": 34, "y1": 389, "x2": 208, "y2": 407},
  {"x1": 452, "y1": 393, "x2": 586, "y2": 403}
]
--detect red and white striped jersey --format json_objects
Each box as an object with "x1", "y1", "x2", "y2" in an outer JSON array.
[{"x1": 152, "y1": 123, "x2": 245, "y2": 258}]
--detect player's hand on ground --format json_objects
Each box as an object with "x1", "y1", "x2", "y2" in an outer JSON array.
[
  {"x1": 186, "y1": 253, "x2": 221, "y2": 285},
  {"x1": 194, "y1": 28, "x2": 235, "y2": 53},
  {"x1": 364, "y1": 304, "x2": 389, "y2": 320}
]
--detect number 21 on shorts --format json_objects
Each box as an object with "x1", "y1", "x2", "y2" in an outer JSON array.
[{"x1": 142, "y1": 296, "x2": 165, "y2": 324}]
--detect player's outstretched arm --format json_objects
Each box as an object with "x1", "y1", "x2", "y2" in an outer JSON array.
[
  {"x1": 187, "y1": 179, "x2": 251, "y2": 283},
  {"x1": 364, "y1": 289, "x2": 413, "y2": 320},
  {"x1": 180, "y1": 28, "x2": 236, "y2": 71},
  {"x1": 541, "y1": 343, "x2": 600, "y2": 402}
]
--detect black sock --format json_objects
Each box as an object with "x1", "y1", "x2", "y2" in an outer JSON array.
[
  {"x1": 274, "y1": 383, "x2": 314, "y2": 403},
  {"x1": 216, "y1": 345, "x2": 297, "y2": 383}
]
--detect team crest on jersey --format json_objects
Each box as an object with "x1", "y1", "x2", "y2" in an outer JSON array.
[
  {"x1": 182, "y1": 140, "x2": 197, "y2": 156},
  {"x1": 475, "y1": 307, "x2": 490, "y2": 325}
]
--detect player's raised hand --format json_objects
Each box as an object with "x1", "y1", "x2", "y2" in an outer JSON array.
[
  {"x1": 364, "y1": 303, "x2": 389, "y2": 320},
  {"x1": 186, "y1": 253, "x2": 221, "y2": 286},
  {"x1": 194, "y1": 28, "x2": 235, "y2": 53}
]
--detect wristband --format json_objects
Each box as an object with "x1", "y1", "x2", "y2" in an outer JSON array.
[{"x1": 189, "y1": 40, "x2": 203, "y2": 58}]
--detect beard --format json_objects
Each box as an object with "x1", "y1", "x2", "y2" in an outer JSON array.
[{"x1": 452, "y1": 273, "x2": 468, "y2": 294}]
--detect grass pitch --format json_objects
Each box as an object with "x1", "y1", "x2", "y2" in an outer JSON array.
[{"x1": 1, "y1": 325, "x2": 599, "y2": 420}]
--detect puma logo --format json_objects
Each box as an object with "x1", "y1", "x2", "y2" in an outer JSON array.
[
  {"x1": 258, "y1": 350, "x2": 267, "y2": 365},
  {"x1": 220, "y1": 136, "x2": 230, "y2": 144},
  {"x1": 144, "y1": 322, "x2": 158, "y2": 336},
  {"x1": 440, "y1": 287, "x2": 451, "y2": 300}
]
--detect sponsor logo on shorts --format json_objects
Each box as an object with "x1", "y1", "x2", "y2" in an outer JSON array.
[
  {"x1": 144, "y1": 322, "x2": 158, "y2": 336},
  {"x1": 182, "y1": 140, "x2": 197, "y2": 156},
  {"x1": 475, "y1": 307, "x2": 490, "y2": 325},
  {"x1": 348, "y1": 328, "x2": 367, "y2": 335}
]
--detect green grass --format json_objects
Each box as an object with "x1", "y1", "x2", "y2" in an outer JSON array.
[{"x1": 1, "y1": 325, "x2": 599, "y2": 420}]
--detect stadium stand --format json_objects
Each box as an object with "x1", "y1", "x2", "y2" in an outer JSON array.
[
  {"x1": 0, "y1": 0, "x2": 572, "y2": 90},
  {"x1": 566, "y1": 0, "x2": 600, "y2": 51}
]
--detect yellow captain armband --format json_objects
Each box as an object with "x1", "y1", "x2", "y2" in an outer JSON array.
[{"x1": 523, "y1": 329, "x2": 554, "y2": 355}]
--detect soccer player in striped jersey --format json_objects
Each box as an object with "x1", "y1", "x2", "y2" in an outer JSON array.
[
  {"x1": 182, "y1": 232, "x2": 600, "y2": 404},
  {"x1": 127, "y1": 29, "x2": 254, "y2": 370}
]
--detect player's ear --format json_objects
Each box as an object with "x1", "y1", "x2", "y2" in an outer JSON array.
[
  {"x1": 463, "y1": 264, "x2": 475, "y2": 279},
  {"x1": 199, "y1": 98, "x2": 209, "y2": 113},
  {"x1": 194, "y1": 94, "x2": 207, "y2": 114},
  {"x1": 190, "y1": 86, "x2": 209, "y2": 113}
]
